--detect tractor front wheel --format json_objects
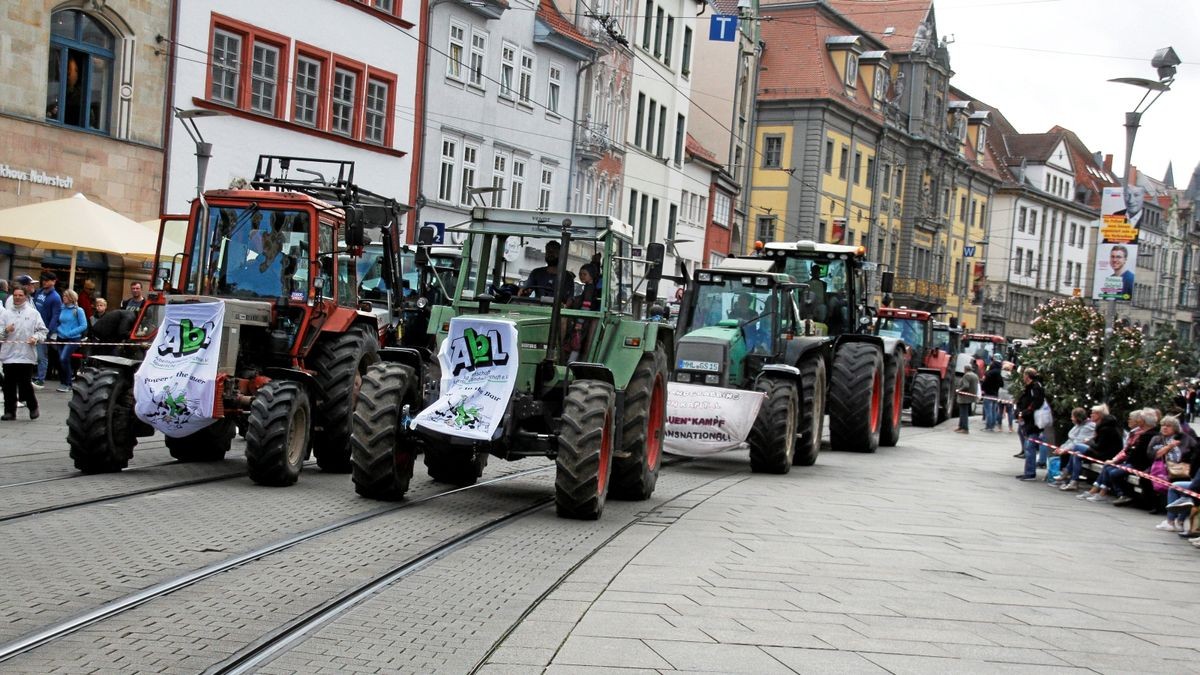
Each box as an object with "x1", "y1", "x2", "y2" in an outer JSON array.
[
  {"x1": 351, "y1": 363, "x2": 418, "y2": 500},
  {"x1": 245, "y1": 380, "x2": 311, "y2": 487},
  {"x1": 879, "y1": 352, "x2": 904, "y2": 447},
  {"x1": 67, "y1": 368, "x2": 137, "y2": 474},
  {"x1": 910, "y1": 372, "x2": 940, "y2": 427},
  {"x1": 555, "y1": 380, "x2": 616, "y2": 520},
  {"x1": 828, "y1": 342, "x2": 883, "y2": 453},
  {"x1": 937, "y1": 374, "x2": 953, "y2": 423},
  {"x1": 748, "y1": 376, "x2": 798, "y2": 474},
  {"x1": 165, "y1": 418, "x2": 235, "y2": 462},
  {"x1": 310, "y1": 328, "x2": 379, "y2": 473},
  {"x1": 610, "y1": 346, "x2": 667, "y2": 500}
]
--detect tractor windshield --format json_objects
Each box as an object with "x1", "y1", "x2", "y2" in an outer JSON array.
[
  {"x1": 358, "y1": 245, "x2": 392, "y2": 301},
  {"x1": 932, "y1": 328, "x2": 952, "y2": 352},
  {"x1": 877, "y1": 318, "x2": 926, "y2": 350},
  {"x1": 194, "y1": 206, "x2": 311, "y2": 299},
  {"x1": 690, "y1": 278, "x2": 773, "y2": 354},
  {"x1": 460, "y1": 231, "x2": 606, "y2": 310},
  {"x1": 964, "y1": 338, "x2": 1004, "y2": 360},
  {"x1": 778, "y1": 257, "x2": 849, "y2": 335}
]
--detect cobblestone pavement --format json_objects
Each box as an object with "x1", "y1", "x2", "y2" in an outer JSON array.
[{"x1": 4, "y1": 395, "x2": 1199, "y2": 673}]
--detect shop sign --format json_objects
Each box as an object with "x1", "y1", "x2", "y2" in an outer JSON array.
[{"x1": 0, "y1": 164, "x2": 75, "y2": 189}]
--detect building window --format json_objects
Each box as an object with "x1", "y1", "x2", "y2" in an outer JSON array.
[
  {"x1": 656, "y1": 104, "x2": 667, "y2": 157},
  {"x1": 332, "y1": 67, "x2": 357, "y2": 136},
  {"x1": 210, "y1": 29, "x2": 241, "y2": 106},
  {"x1": 977, "y1": 126, "x2": 987, "y2": 153},
  {"x1": 459, "y1": 144, "x2": 478, "y2": 206},
  {"x1": 680, "y1": 27, "x2": 693, "y2": 76},
  {"x1": 491, "y1": 152, "x2": 508, "y2": 207},
  {"x1": 824, "y1": 140, "x2": 834, "y2": 174},
  {"x1": 469, "y1": 30, "x2": 487, "y2": 88},
  {"x1": 628, "y1": 188, "x2": 639, "y2": 225},
  {"x1": 250, "y1": 42, "x2": 280, "y2": 114},
  {"x1": 653, "y1": 7, "x2": 664, "y2": 57},
  {"x1": 519, "y1": 51, "x2": 534, "y2": 103},
  {"x1": 763, "y1": 135, "x2": 783, "y2": 168},
  {"x1": 756, "y1": 215, "x2": 775, "y2": 243},
  {"x1": 447, "y1": 22, "x2": 466, "y2": 80},
  {"x1": 713, "y1": 192, "x2": 731, "y2": 227},
  {"x1": 853, "y1": 151, "x2": 862, "y2": 185},
  {"x1": 633, "y1": 92, "x2": 645, "y2": 146},
  {"x1": 873, "y1": 67, "x2": 887, "y2": 100},
  {"x1": 674, "y1": 114, "x2": 685, "y2": 165},
  {"x1": 547, "y1": 63, "x2": 562, "y2": 113},
  {"x1": 373, "y1": 0, "x2": 395, "y2": 12},
  {"x1": 1018, "y1": 207, "x2": 1026, "y2": 232},
  {"x1": 439, "y1": 137, "x2": 457, "y2": 202},
  {"x1": 894, "y1": 168, "x2": 903, "y2": 195},
  {"x1": 664, "y1": 17, "x2": 674, "y2": 66},
  {"x1": 641, "y1": 0, "x2": 652, "y2": 50},
  {"x1": 844, "y1": 54, "x2": 858, "y2": 87},
  {"x1": 838, "y1": 145, "x2": 848, "y2": 180},
  {"x1": 539, "y1": 167, "x2": 554, "y2": 209},
  {"x1": 510, "y1": 158, "x2": 525, "y2": 208},
  {"x1": 1028, "y1": 209, "x2": 1038, "y2": 235},
  {"x1": 500, "y1": 43, "x2": 516, "y2": 98},
  {"x1": 364, "y1": 78, "x2": 389, "y2": 144},
  {"x1": 293, "y1": 55, "x2": 322, "y2": 126},
  {"x1": 866, "y1": 157, "x2": 876, "y2": 189}
]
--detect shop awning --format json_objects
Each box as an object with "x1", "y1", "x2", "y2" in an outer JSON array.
[{"x1": 0, "y1": 193, "x2": 158, "y2": 286}]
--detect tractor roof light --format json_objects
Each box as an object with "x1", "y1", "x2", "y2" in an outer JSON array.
[{"x1": 754, "y1": 240, "x2": 765, "y2": 251}]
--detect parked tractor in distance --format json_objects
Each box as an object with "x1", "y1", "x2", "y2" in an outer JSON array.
[
  {"x1": 350, "y1": 207, "x2": 671, "y2": 520},
  {"x1": 959, "y1": 332, "x2": 1008, "y2": 378},
  {"x1": 673, "y1": 258, "x2": 829, "y2": 470},
  {"x1": 875, "y1": 307, "x2": 955, "y2": 427},
  {"x1": 67, "y1": 156, "x2": 405, "y2": 488},
  {"x1": 754, "y1": 241, "x2": 906, "y2": 452}
]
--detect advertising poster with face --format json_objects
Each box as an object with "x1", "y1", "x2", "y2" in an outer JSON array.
[{"x1": 1093, "y1": 187, "x2": 1141, "y2": 302}]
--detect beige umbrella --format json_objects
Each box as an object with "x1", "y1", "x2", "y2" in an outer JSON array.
[
  {"x1": 0, "y1": 193, "x2": 159, "y2": 287},
  {"x1": 127, "y1": 218, "x2": 188, "y2": 263}
]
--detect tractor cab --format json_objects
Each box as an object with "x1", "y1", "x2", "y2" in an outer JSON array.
[
  {"x1": 875, "y1": 307, "x2": 932, "y2": 358},
  {"x1": 756, "y1": 241, "x2": 873, "y2": 337}
]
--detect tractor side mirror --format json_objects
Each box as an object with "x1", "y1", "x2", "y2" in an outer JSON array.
[
  {"x1": 880, "y1": 271, "x2": 894, "y2": 295},
  {"x1": 344, "y1": 206, "x2": 366, "y2": 248},
  {"x1": 154, "y1": 266, "x2": 171, "y2": 291},
  {"x1": 644, "y1": 242, "x2": 665, "y2": 310},
  {"x1": 415, "y1": 225, "x2": 436, "y2": 268}
]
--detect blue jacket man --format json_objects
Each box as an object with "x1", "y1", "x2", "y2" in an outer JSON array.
[{"x1": 30, "y1": 271, "x2": 62, "y2": 386}]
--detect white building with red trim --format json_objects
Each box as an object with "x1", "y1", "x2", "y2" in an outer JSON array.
[{"x1": 163, "y1": 0, "x2": 423, "y2": 228}]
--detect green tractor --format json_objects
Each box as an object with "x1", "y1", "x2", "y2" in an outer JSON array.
[
  {"x1": 673, "y1": 259, "x2": 830, "y2": 470},
  {"x1": 350, "y1": 207, "x2": 672, "y2": 520},
  {"x1": 752, "y1": 241, "x2": 907, "y2": 453}
]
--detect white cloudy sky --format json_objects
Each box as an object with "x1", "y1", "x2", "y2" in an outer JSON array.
[{"x1": 936, "y1": 0, "x2": 1199, "y2": 186}]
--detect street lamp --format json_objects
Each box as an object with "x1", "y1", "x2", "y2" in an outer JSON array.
[{"x1": 174, "y1": 107, "x2": 225, "y2": 292}]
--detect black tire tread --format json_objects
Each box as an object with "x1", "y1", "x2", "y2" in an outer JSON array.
[
  {"x1": 910, "y1": 372, "x2": 940, "y2": 427},
  {"x1": 828, "y1": 342, "x2": 882, "y2": 453},
  {"x1": 67, "y1": 368, "x2": 136, "y2": 473},
  {"x1": 879, "y1": 352, "x2": 903, "y2": 447},
  {"x1": 310, "y1": 328, "x2": 378, "y2": 473},
  {"x1": 610, "y1": 346, "x2": 667, "y2": 500},
  {"x1": 245, "y1": 380, "x2": 310, "y2": 487},
  {"x1": 794, "y1": 356, "x2": 825, "y2": 466},
  {"x1": 165, "y1": 418, "x2": 235, "y2": 462},
  {"x1": 555, "y1": 380, "x2": 615, "y2": 520},
  {"x1": 351, "y1": 362, "x2": 417, "y2": 500},
  {"x1": 748, "y1": 376, "x2": 797, "y2": 474}
]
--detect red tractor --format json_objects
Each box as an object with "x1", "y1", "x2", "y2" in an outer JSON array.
[
  {"x1": 875, "y1": 308, "x2": 957, "y2": 427},
  {"x1": 67, "y1": 156, "x2": 407, "y2": 486},
  {"x1": 959, "y1": 333, "x2": 1008, "y2": 378}
]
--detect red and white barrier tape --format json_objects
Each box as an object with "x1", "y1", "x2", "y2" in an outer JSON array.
[
  {"x1": 955, "y1": 390, "x2": 1012, "y2": 404},
  {"x1": 1027, "y1": 436, "x2": 1200, "y2": 502},
  {"x1": 0, "y1": 339, "x2": 148, "y2": 348}
]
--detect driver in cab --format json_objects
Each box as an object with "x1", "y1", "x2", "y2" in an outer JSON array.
[
  {"x1": 521, "y1": 240, "x2": 574, "y2": 302},
  {"x1": 730, "y1": 293, "x2": 769, "y2": 354}
]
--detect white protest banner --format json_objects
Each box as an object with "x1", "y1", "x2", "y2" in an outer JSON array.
[
  {"x1": 664, "y1": 383, "x2": 765, "y2": 456},
  {"x1": 134, "y1": 301, "x2": 224, "y2": 437},
  {"x1": 413, "y1": 317, "x2": 518, "y2": 441}
]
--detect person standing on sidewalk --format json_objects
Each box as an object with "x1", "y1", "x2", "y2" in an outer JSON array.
[
  {"x1": 30, "y1": 271, "x2": 61, "y2": 388},
  {"x1": 955, "y1": 367, "x2": 979, "y2": 434},
  {"x1": 55, "y1": 289, "x2": 88, "y2": 393},
  {"x1": 0, "y1": 287, "x2": 48, "y2": 420},
  {"x1": 981, "y1": 354, "x2": 1004, "y2": 431},
  {"x1": 1015, "y1": 367, "x2": 1046, "y2": 480}
]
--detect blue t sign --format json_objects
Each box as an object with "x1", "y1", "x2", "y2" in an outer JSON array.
[{"x1": 709, "y1": 14, "x2": 738, "y2": 42}]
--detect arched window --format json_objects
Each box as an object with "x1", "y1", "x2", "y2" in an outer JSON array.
[{"x1": 46, "y1": 9, "x2": 115, "y2": 133}]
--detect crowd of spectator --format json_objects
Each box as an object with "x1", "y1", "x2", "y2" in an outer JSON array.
[{"x1": 0, "y1": 273, "x2": 142, "y2": 420}]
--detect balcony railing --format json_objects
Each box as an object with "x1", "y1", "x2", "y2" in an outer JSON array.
[
  {"x1": 578, "y1": 115, "x2": 613, "y2": 162},
  {"x1": 892, "y1": 276, "x2": 948, "y2": 305}
]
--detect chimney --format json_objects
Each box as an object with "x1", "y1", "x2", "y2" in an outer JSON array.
[{"x1": 1103, "y1": 153, "x2": 1113, "y2": 173}]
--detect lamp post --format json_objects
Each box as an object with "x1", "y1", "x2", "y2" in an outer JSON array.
[{"x1": 174, "y1": 107, "x2": 224, "y2": 293}]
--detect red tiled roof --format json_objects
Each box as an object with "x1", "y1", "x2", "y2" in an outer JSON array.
[
  {"x1": 686, "y1": 133, "x2": 719, "y2": 164},
  {"x1": 537, "y1": 0, "x2": 593, "y2": 51},
  {"x1": 825, "y1": 0, "x2": 932, "y2": 53}
]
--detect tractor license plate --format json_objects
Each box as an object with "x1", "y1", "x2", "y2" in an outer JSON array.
[{"x1": 679, "y1": 359, "x2": 720, "y2": 372}]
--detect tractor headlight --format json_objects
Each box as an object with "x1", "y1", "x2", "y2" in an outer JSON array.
[
  {"x1": 676, "y1": 372, "x2": 691, "y2": 383},
  {"x1": 704, "y1": 374, "x2": 720, "y2": 385}
]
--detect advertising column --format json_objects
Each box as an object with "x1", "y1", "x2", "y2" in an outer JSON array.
[{"x1": 1092, "y1": 186, "x2": 1143, "y2": 302}]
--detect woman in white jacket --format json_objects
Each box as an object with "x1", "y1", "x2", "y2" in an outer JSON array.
[{"x1": 1, "y1": 287, "x2": 48, "y2": 420}]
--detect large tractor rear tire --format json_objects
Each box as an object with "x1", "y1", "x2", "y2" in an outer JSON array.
[
  {"x1": 246, "y1": 380, "x2": 311, "y2": 487},
  {"x1": 67, "y1": 368, "x2": 137, "y2": 474},
  {"x1": 910, "y1": 372, "x2": 940, "y2": 427},
  {"x1": 610, "y1": 346, "x2": 667, "y2": 500},
  {"x1": 165, "y1": 418, "x2": 235, "y2": 462},
  {"x1": 310, "y1": 328, "x2": 379, "y2": 474},
  {"x1": 937, "y1": 374, "x2": 952, "y2": 423},
  {"x1": 879, "y1": 352, "x2": 904, "y2": 447},
  {"x1": 351, "y1": 363, "x2": 418, "y2": 500},
  {"x1": 828, "y1": 342, "x2": 883, "y2": 453},
  {"x1": 748, "y1": 376, "x2": 797, "y2": 474},
  {"x1": 555, "y1": 380, "x2": 616, "y2": 520},
  {"x1": 794, "y1": 356, "x2": 826, "y2": 467}
]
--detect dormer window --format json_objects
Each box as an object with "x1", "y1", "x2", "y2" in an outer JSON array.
[
  {"x1": 860, "y1": 50, "x2": 889, "y2": 102},
  {"x1": 976, "y1": 126, "x2": 987, "y2": 153},
  {"x1": 825, "y1": 35, "x2": 864, "y2": 90}
]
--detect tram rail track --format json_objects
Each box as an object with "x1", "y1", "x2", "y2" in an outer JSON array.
[
  {"x1": 0, "y1": 465, "x2": 553, "y2": 663},
  {"x1": 0, "y1": 459, "x2": 179, "y2": 490}
]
